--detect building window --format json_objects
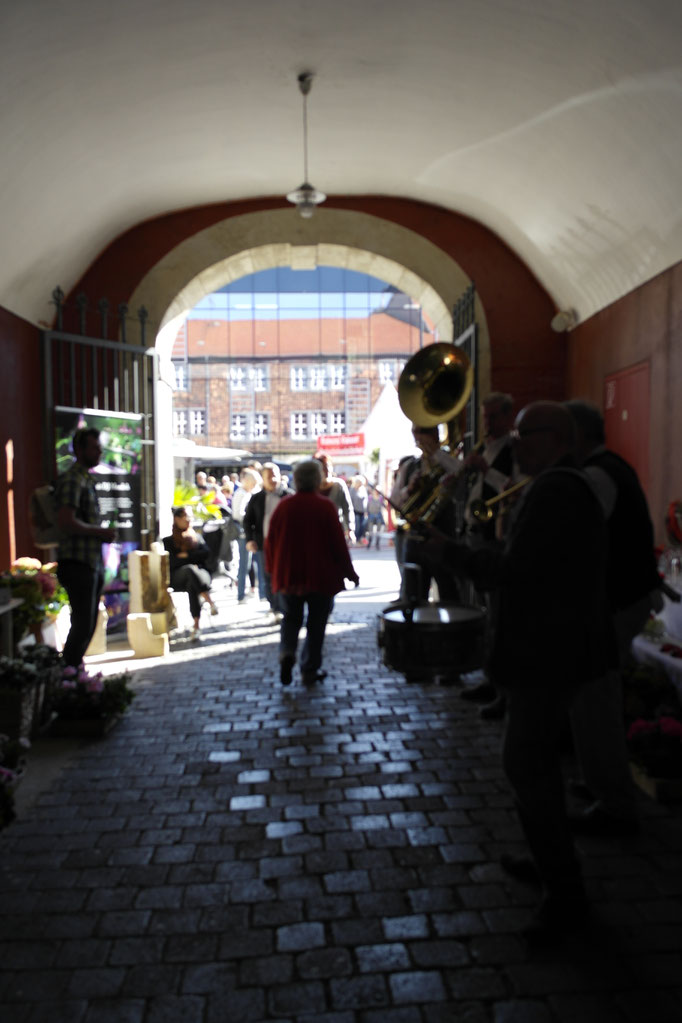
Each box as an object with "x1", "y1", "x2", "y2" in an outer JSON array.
[
  {"x1": 252, "y1": 366, "x2": 269, "y2": 392},
  {"x1": 329, "y1": 412, "x2": 345, "y2": 435},
  {"x1": 290, "y1": 366, "x2": 307, "y2": 391},
  {"x1": 310, "y1": 412, "x2": 327, "y2": 437},
  {"x1": 290, "y1": 413, "x2": 308, "y2": 439},
  {"x1": 189, "y1": 410, "x2": 205, "y2": 435},
  {"x1": 254, "y1": 413, "x2": 269, "y2": 440},
  {"x1": 378, "y1": 360, "x2": 395, "y2": 385},
  {"x1": 329, "y1": 363, "x2": 346, "y2": 390},
  {"x1": 309, "y1": 366, "x2": 327, "y2": 391},
  {"x1": 174, "y1": 408, "x2": 206, "y2": 436},
  {"x1": 230, "y1": 366, "x2": 247, "y2": 391},
  {"x1": 173, "y1": 362, "x2": 188, "y2": 391},
  {"x1": 231, "y1": 414, "x2": 248, "y2": 441}
]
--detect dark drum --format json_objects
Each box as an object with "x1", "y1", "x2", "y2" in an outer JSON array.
[{"x1": 377, "y1": 604, "x2": 486, "y2": 683}]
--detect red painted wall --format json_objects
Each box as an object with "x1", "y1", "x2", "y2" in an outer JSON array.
[
  {"x1": 568, "y1": 261, "x2": 682, "y2": 544},
  {"x1": 0, "y1": 307, "x2": 44, "y2": 568}
]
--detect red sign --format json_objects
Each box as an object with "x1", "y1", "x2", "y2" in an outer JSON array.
[{"x1": 316, "y1": 432, "x2": 365, "y2": 455}]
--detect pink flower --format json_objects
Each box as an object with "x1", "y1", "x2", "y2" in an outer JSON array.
[
  {"x1": 659, "y1": 717, "x2": 682, "y2": 738},
  {"x1": 12, "y1": 557, "x2": 42, "y2": 572},
  {"x1": 627, "y1": 719, "x2": 656, "y2": 740},
  {"x1": 36, "y1": 572, "x2": 57, "y2": 598},
  {"x1": 86, "y1": 678, "x2": 104, "y2": 694}
]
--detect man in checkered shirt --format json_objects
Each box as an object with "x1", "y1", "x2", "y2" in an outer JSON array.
[{"x1": 56, "y1": 428, "x2": 117, "y2": 667}]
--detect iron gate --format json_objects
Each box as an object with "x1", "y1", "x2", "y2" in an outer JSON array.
[{"x1": 42, "y1": 289, "x2": 158, "y2": 546}]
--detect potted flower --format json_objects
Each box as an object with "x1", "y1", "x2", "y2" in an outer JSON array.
[
  {"x1": 48, "y1": 664, "x2": 136, "y2": 737},
  {"x1": 627, "y1": 715, "x2": 682, "y2": 802},
  {"x1": 0, "y1": 558, "x2": 69, "y2": 649},
  {"x1": 0, "y1": 733, "x2": 30, "y2": 830}
]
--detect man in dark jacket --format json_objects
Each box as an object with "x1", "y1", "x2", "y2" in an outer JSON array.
[
  {"x1": 56, "y1": 428, "x2": 117, "y2": 667},
  {"x1": 243, "y1": 463, "x2": 293, "y2": 622},
  {"x1": 566, "y1": 400, "x2": 663, "y2": 836},
  {"x1": 425, "y1": 401, "x2": 613, "y2": 941}
]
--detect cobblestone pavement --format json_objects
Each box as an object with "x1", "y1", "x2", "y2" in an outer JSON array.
[{"x1": 1, "y1": 549, "x2": 682, "y2": 1022}]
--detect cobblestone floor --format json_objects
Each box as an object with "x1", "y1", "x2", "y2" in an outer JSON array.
[{"x1": 1, "y1": 554, "x2": 681, "y2": 1022}]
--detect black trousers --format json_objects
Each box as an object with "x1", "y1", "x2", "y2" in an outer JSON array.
[
  {"x1": 502, "y1": 681, "x2": 582, "y2": 894},
  {"x1": 170, "y1": 564, "x2": 211, "y2": 619},
  {"x1": 57, "y1": 559, "x2": 105, "y2": 668},
  {"x1": 404, "y1": 536, "x2": 461, "y2": 602}
]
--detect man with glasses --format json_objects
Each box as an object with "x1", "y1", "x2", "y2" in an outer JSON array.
[{"x1": 424, "y1": 401, "x2": 613, "y2": 943}]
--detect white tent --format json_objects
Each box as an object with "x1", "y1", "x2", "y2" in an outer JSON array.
[{"x1": 360, "y1": 383, "x2": 417, "y2": 488}]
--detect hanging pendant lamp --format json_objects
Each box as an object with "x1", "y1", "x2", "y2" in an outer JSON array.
[{"x1": 286, "y1": 72, "x2": 326, "y2": 219}]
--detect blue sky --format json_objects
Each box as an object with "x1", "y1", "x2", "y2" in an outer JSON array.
[{"x1": 188, "y1": 267, "x2": 403, "y2": 322}]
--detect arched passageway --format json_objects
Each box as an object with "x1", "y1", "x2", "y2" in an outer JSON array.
[{"x1": 128, "y1": 209, "x2": 493, "y2": 522}]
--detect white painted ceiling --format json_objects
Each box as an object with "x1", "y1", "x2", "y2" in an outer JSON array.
[{"x1": 2, "y1": 0, "x2": 681, "y2": 328}]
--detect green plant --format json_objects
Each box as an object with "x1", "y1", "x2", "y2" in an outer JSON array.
[
  {"x1": 0, "y1": 655, "x2": 41, "y2": 692},
  {"x1": 172, "y1": 480, "x2": 222, "y2": 522},
  {"x1": 51, "y1": 665, "x2": 135, "y2": 721},
  {"x1": 622, "y1": 661, "x2": 681, "y2": 723}
]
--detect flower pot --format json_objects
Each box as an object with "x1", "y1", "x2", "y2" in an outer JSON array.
[
  {"x1": 47, "y1": 713, "x2": 121, "y2": 738},
  {"x1": 630, "y1": 762, "x2": 682, "y2": 803}
]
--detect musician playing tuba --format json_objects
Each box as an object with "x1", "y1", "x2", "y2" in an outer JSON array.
[{"x1": 391, "y1": 423, "x2": 463, "y2": 602}]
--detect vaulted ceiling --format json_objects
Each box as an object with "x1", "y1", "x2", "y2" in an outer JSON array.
[{"x1": 2, "y1": 0, "x2": 681, "y2": 329}]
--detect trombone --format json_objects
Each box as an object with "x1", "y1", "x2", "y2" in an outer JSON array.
[{"x1": 469, "y1": 477, "x2": 531, "y2": 523}]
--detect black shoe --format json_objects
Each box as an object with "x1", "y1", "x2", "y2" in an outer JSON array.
[
  {"x1": 460, "y1": 680, "x2": 496, "y2": 703},
  {"x1": 301, "y1": 669, "x2": 327, "y2": 686},
  {"x1": 479, "y1": 694, "x2": 507, "y2": 720},
  {"x1": 569, "y1": 803, "x2": 640, "y2": 837},
  {"x1": 280, "y1": 654, "x2": 295, "y2": 686},
  {"x1": 500, "y1": 854, "x2": 540, "y2": 885}
]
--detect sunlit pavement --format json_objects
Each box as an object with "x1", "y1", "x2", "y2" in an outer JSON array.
[{"x1": 2, "y1": 539, "x2": 682, "y2": 1022}]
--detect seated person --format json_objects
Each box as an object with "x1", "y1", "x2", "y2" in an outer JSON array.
[{"x1": 162, "y1": 506, "x2": 218, "y2": 639}]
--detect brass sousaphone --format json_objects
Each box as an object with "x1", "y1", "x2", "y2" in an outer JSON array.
[{"x1": 396, "y1": 341, "x2": 473, "y2": 527}]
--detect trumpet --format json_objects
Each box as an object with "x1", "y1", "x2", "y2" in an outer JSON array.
[{"x1": 469, "y1": 477, "x2": 531, "y2": 523}]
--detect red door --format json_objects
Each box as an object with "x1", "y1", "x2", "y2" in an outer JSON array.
[{"x1": 603, "y1": 361, "x2": 650, "y2": 490}]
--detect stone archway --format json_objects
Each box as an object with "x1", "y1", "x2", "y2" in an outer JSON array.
[
  {"x1": 129, "y1": 207, "x2": 491, "y2": 377},
  {"x1": 128, "y1": 207, "x2": 492, "y2": 526}
]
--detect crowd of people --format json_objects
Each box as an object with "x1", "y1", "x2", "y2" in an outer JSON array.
[{"x1": 52, "y1": 392, "x2": 669, "y2": 946}]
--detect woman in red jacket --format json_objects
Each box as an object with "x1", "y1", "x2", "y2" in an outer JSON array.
[{"x1": 266, "y1": 459, "x2": 360, "y2": 686}]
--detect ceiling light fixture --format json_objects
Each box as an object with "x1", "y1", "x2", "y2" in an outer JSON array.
[{"x1": 287, "y1": 72, "x2": 326, "y2": 219}]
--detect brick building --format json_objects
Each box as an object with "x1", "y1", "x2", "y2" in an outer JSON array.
[{"x1": 171, "y1": 270, "x2": 435, "y2": 463}]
